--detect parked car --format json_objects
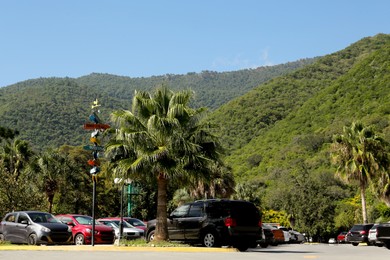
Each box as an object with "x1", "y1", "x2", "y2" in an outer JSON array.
[
  {"x1": 123, "y1": 217, "x2": 147, "y2": 231},
  {"x1": 263, "y1": 224, "x2": 285, "y2": 244},
  {"x1": 145, "y1": 199, "x2": 262, "y2": 251},
  {"x1": 376, "y1": 222, "x2": 390, "y2": 249},
  {"x1": 289, "y1": 230, "x2": 305, "y2": 243},
  {"x1": 259, "y1": 224, "x2": 275, "y2": 247},
  {"x1": 337, "y1": 231, "x2": 348, "y2": 243},
  {"x1": 368, "y1": 224, "x2": 384, "y2": 247},
  {"x1": 345, "y1": 223, "x2": 374, "y2": 246},
  {"x1": 0, "y1": 211, "x2": 72, "y2": 245},
  {"x1": 278, "y1": 226, "x2": 291, "y2": 243},
  {"x1": 97, "y1": 217, "x2": 144, "y2": 240},
  {"x1": 56, "y1": 214, "x2": 115, "y2": 245}
]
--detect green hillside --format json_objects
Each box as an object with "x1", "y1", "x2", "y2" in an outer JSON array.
[
  {"x1": 0, "y1": 60, "x2": 313, "y2": 151},
  {"x1": 208, "y1": 34, "x2": 390, "y2": 154},
  {"x1": 215, "y1": 34, "x2": 390, "y2": 181}
]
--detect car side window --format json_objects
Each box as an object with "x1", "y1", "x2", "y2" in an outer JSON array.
[
  {"x1": 170, "y1": 204, "x2": 190, "y2": 218},
  {"x1": 17, "y1": 213, "x2": 29, "y2": 224},
  {"x1": 187, "y1": 204, "x2": 204, "y2": 217},
  {"x1": 5, "y1": 213, "x2": 16, "y2": 223}
]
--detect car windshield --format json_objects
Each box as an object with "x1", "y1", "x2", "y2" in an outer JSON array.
[
  {"x1": 74, "y1": 216, "x2": 103, "y2": 225},
  {"x1": 126, "y1": 218, "x2": 145, "y2": 227},
  {"x1": 110, "y1": 220, "x2": 134, "y2": 228},
  {"x1": 28, "y1": 212, "x2": 60, "y2": 223}
]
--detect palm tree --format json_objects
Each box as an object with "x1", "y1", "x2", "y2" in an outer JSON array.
[
  {"x1": 32, "y1": 150, "x2": 68, "y2": 213},
  {"x1": 106, "y1": 87, "x2": 222, "y2": 241},
  {"x1": 331, "y1": 121, "x2": 390, "y2": 223},
  {"x1": 0, "y1": 136, "x2": 35, "y2": 212}
]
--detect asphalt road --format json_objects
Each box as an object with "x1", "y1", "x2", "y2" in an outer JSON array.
[{"x1": 0, "y1": 243, "x2": 389, "y2": 260}]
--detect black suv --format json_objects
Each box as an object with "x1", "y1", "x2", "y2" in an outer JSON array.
[
  {"x1": 346, "y1": 223, "x2": 374, "y2": 246},
  {"x1": 145, "y1": 199, "x2": 262, "y2": 251}
]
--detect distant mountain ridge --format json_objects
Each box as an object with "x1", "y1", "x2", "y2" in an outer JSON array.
[{"x1": 0, "y1": 58, "x2": 314, "y2": 150}]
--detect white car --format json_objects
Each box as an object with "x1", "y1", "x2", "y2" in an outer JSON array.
[
  {"x1": 278, "y1": 226, "x2": 291, "y2": 243},
  {"x1": 368, "y1": 224, "x2": 384, "y2": 247},
  {"x1": 98, "y1": 219, "x2": 144, "y2": 240}
]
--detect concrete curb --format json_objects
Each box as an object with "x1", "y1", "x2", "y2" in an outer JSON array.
[{"x1": 0, "y1": 245, "x2": 238, "y2": 252}]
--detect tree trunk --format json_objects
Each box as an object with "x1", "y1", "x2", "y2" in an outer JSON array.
[
  {"x1": 48, "y1": 194, "x2": 54, "y2": 213},
  {"x1": 361, "y1": 186, "x2": 368, "y2": 224},
  {"x1": 155, "y1": 173, "x2": 169, "y2": 241}
]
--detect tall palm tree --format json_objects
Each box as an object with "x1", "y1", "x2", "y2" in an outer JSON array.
[
  {"x1": 331, "y1": 122, "x2": 389, "y2": 223},
  {"x1": 106, "y1": 87, "x2": 222, "y2": 241}
]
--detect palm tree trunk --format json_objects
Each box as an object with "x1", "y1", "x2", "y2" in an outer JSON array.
[
  {"x1": 155, "y1": 173, "x2": 169, "y2": 241},
  {"x1": 361, "y1": 186, "x2": 368, "y2": 224}
]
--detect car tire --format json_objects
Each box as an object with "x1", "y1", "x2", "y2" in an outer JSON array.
[
  {"x1": 28, "y1": 234, "x2": 38, "y2": 245},
  {"x1": 236, "y1": 244, "x2": 249, "y2": 252},
  {"x1": 75, "y1": 234, "x2": 85, "y2": 245},
  {"x1": 201, "y1": 230, "x2": 219, "y2": 247},
  {"x1": 259, "y1": 242, "x2": 268, "y2": 248},
  {"x1": 147, "y1": 230, "x2": 155, "y2": 242},
  {"x1": 352, "y1": 242, "x2": 359, "y2": 246}
]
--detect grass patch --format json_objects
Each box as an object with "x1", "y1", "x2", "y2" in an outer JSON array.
[
  {"x1": 0, "y1": 241, "x2": 12, "y2": 246},
  {"x1": 118, "y1": 238, "x2": 191, "y2": 247}
]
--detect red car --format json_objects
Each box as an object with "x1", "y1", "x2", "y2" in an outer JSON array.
[
  {"x1": 337, "y1": 231, "x2": 348, "y2": 243},
  {"x1": 56, "y1": 214, "x2": 115, "y2": 245}
]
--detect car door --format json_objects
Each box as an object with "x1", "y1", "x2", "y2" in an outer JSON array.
[
  {"x1": 13, "y1": 213, "x2": 31, "y2": 243},
  {"x1": 2, "y1": 213, "x2": 18, "y2": 243},
  {"x1": 168, "y1": 204, "x2": 190, "y2": 240},
  {"x1": 182, "y1": 202, "x2": 205, "y2": 240}
]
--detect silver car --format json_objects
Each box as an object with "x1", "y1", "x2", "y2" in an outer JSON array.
[
  {"x1": 0, "y1": 211, "x2": 73, "y2": 245},
  {"x1": 98, "y1": 218, "x2": 144, "y2": 240},
  {"x1": 368, "y1": 224, "x2": 384, "y2": 247}
]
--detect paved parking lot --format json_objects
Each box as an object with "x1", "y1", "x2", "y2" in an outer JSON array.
[{"x1": 0, "y1": 243, "x2": 389, "y2": 260}]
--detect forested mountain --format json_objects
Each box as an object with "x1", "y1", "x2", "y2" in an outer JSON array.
[
  {"x1": 209, "y1": 33, "x2": 390, "y2": 181},
  {"x1": 0, "y1": 59, "x2": 314, "y2": 151}
]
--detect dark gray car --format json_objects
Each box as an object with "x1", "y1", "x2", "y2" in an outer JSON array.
[
  {"x1": 346, "y1": 223, "x2": 374, "y2": 246},
  {"x1": 0, "y1": 211, "x2": 73, "y2": 245},
  {"x1": 145, "y1": 199, "x2": 262, "y2": 251}
]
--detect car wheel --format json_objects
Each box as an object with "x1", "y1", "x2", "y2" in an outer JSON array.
[
  {"x1": 147, "y1": 230, "x2": 155, "y2": 242},
  {"x1": 201, "y1": 231, "x2": 219, "y2": 247},
  {"x1": 352, "y1": 242, "x2": 359, "y2": 246},
  {"x1": 28, "y1": 234, "x2": 38, "y2": 245},
  {"x1": 259, "y1": 242, "x2": 268, "y2": 248},
  {"x1": 236, "y1": 244, "x2": 249, "y2": 252},
  {"x1": 75, "y1": 234, "x2": 85, "y2": 245}
]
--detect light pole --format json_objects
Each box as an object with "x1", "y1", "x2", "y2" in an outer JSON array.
[{"x1": 114, "y1": 178, "x2": 131, "y2": 243}]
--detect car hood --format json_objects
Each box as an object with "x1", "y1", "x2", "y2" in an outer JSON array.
[{"x1": 40, "y1": 222, "x2": 70, "y2": 231}]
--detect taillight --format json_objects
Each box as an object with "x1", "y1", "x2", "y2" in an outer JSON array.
[
  {"x1": 258, "y1": 220, "x2": 262, "y2": 227},
  {"x1": 359, "y1": 230, "x2": 366, "y2": 235},
  {"x1": 224, "y1": 217, "x2": 237, "y2": 227}
]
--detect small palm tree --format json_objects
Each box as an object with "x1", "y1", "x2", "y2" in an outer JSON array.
[
  {"x1": 106, "y1": 87, "x2": 222, "y2": 241},
  {"x1": 32, "y1": 150, "x2": 68, "y2": 213},
  {"x1": 331, "y1": 121, "x2": 389, "y2": 223}
]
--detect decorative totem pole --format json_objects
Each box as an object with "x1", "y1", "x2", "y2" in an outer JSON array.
[{"x1": 83, "y1": 99, "x2": 110, "y2": 246}]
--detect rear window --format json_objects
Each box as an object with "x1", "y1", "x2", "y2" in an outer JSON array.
[
  {"x1": 351, "y1": 224, "x2": 372, "y2": 231},
  {"x1": 207, "y1": 200, "x2": 260, "y2": 225}
]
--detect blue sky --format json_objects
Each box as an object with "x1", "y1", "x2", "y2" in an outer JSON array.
[{"x1": 0, "y1": 0, "x2": 389, "y2": 87}]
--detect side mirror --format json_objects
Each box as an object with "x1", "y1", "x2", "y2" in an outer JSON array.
[
  {"x1": 65, "y1": 221, "x2": 74, "y2": 226},
  {"x1": 21, "y1": 220, "x2": 29, "y2": 225}
]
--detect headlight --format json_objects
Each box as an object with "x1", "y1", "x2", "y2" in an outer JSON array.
[{"x1": 41, "y1": 226, "x2": 51, "y2": 233}]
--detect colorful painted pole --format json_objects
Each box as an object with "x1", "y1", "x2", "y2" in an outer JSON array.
[{"x1": 83, "y1": 99, "x2": 109, "y2": 246}]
